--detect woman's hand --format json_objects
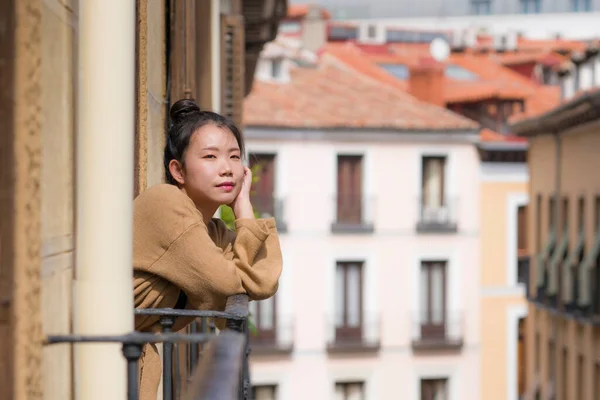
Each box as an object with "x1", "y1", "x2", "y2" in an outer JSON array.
[{"x1": 230, "y1": 166, "x2": 255, "y2": 220}]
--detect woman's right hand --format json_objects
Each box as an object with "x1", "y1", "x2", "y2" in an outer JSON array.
[{"x1": 229, "y1": 166, "x2": 255, "y2": 219}]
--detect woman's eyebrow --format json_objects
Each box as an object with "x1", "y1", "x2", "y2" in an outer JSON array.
[{"x1": 200, "y1": 146, "x2": 240, "y2": 152}]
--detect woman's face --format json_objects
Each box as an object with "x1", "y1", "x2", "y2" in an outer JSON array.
[{"x1": 178, "y1": 124, "x2": 244, "y2": 209}]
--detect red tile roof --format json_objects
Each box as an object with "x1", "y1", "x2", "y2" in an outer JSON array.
[
  {"x1": 243, "y1": 64, "x2": 478, "y2": 131},
  {"x1": 479, "y1": 128, "x2": 527, "y2": 143},
  {"x1": 321, "y1": 43, "x2": 561, "y2": 121}
]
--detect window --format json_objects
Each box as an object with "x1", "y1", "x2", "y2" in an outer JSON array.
[
  {"x1": 421, "y1": 156, "x2": 446, "y2": 215},
  {"x1": 518, "y1": 205, "x2": 528, "y2": 254},
  {"x1": 562, "y1": 197, "x2": 569, "y2": 234},
  {"x1": 445, "y1": 64, "x2": 479, "y2": 81},
  {"x1": 519, "y1": 0, "x2": 541, "y2": 13},
  {"x1": 537, "y1": 195, "x2": 542, "y2": 252},
  {"x1": 595, "y1": 196, "x2": 600, "y2": 233},
  {"x1": 420, "y1": 378, "x2": 448, "y2": 400},
  {"x1": 367, "y1": 25, "x2": 376, "y2": 39},
  {"x1": 335, "y1": 382, "x2": 364, "y2": 400},
  {"x1": 249, "y1": 153, "x2": 276, "y2": 218},
  {"x1": 271, "y1": 59, "x2": 282, "y2": 79},
  {"x1": 578, "y1": 197, "x2": 585, "y2": 233},
  {"x1": 378, "y1": 63, "x2": 409, "y2": 80},
  {"x1": 335, "y1": 262, "x2": 363, "y2": 342},
  {"x1": 249, "y1": 295, "x2": 276, "y2": 345},
  {"x1": 471, "y1": 0, "x2": 492, "y2": 15},
  {"x1": 518, "y1": 318, "x2": 526, "y2": 397},
  {"x1": 571, "y1": 0, "x2": 591, "y2": 12},
  {"x1": 252, "y1": 385, "x2": 277, "y2": 400},
  {"x1": 336, "y1": 155, "x2": 363, "y2": 224},
  {"x1": 549, "y1": 196, "x2": 556, "y2": 232},
  {"x1": 562, "y1": 349, "x2": 568, "y2": 400},
  {"x1": 420, "y1": 261, "x2": 447, "y2": 339}
]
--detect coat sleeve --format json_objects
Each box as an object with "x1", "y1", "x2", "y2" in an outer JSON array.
[{"x1": 148, "y1": 216, "x2": 282, "y2": 311}]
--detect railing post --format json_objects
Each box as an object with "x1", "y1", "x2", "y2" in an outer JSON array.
[
  {"x1": 122, "y1": 342, "x2": 143, "y2": 400},
  {"x1": 160, "y1": 316, "x2": 176, "y2": 400}
]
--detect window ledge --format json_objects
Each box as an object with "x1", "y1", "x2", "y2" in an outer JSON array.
[
  {"x1": 326, "y1": 341, "x2": 380, "y2": 354},
  {"x1": 331, "y1": 222, "x2": 374, "y2": 234},
  {"x1": 416, "y1": 222, "x2": 458, "y2": 234},
  {"x1": 411, "y1": 338, "x2": 464, "y2": 351}
]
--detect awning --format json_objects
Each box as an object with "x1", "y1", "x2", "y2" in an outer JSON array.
[
  {"x1": 561, "y1": 232, "x2": 584, "y2": 303},
  {"x1": 547, "y1": 233, "x2": 568, "y2": 295},
  {"x1": 536, "y1": 232, "x2": 556, "y2": 288},
  {"x1": 578, "y1": 233, "x2": 600, "y2": 307}
]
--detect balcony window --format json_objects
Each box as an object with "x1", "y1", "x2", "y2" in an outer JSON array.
[
  {"x1": 571, "y1": 0, "x2": 591, "y2": 12},
  {"x1": 580, "y1": 196, "x2": 600, "y2": 314},
  {"x1": 417, "y1": 156, "x2": 457, "y2": 233},
  {"x1": 518, "y1": 205, "x2": 528, "y2": 255},
  {"x1": 249, "y1": 153, "x2": 287, "y2": 232},
  {"x1": 335, "y1": 382, "x2": 364, "y2": 400},
  {"x1": 420, "y1": 378, "x2": 448, "y2": 400},
  {"x1": 547, "y1": 198, "x2": 569, "y2": 303},
  {"x1": 253, "y1": 385, "x2": 277, "y2": 400},
  {"x1": 563, "y1": 197, "x2": 585, "y2": 309},
  {"x1": 335, "y1": 262, "x2": 362, "y2": 342},
  {"x1": 519, "y1": 0, "x2": 541, "y2": 13},
  {"x1": 411, "y1": 261, "x2": 463, "y2": 350},
  {"x1": 471, "y1": 0, "x2": 492, "y2": 15},
  {"x1": 332, "y1": 155, "x2": 373, "y2": 233}
]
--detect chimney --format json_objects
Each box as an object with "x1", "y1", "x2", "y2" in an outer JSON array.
[
  {"x1": 301, "y1": 5, "x2": 328, "y2": 53},
  {"x1": 408, "y1": 57, "x2": 446, "y2": 107}
]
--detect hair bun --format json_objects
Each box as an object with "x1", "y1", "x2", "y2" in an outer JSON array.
[{"x1": 170, "y1": 99, "x2": 200, "y2": 125}]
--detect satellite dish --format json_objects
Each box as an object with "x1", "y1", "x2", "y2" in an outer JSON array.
[{"x1": 429, "y1": 38, "x2": 450, "y2": 62}]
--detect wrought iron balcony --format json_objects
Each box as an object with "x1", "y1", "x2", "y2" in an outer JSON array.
[
  {"x1": 45, "y1": 294, "x2": 251, "y2": 400},
  {"x1": 411, "y1": 311, "x2": 464, "y2": 351},
  {"x1": 248, "y1": 316, "x2": 294, "y2": 355},
  {"x1": 331, "y1": 194, "x2": 375, "y2": 234},
  {"x1": 252, "y1": 195, "x2": 288, "y2": 232},
  {"x1": 326, "y1": 314, "x2": 380, "y2": 353},
  {"x1": 416, "y1": 197, "x2": 458, "y2": 234}
]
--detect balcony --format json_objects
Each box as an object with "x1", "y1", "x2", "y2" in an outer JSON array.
[
  {"x1": 331, "y1": 194, "x2": 375, "y2": 234},
  {"x1": 326, "y1": 315, "x2": 380, "y2": 353},
  {"x1": 248, "y1": 316, "x2": 294, "y2": 356},
  {"x1": 416, "y1": 197, "x2": 458, "y2": 234},
  {"x1": 252, "y1": 195, "x2": 288, "y2": 232},
  {"x1": 45, "y1": 294, "x2": 251, "y2": 400},
  {"x1": 411, "y1": 311, "x2": 464, "y2": 351}
]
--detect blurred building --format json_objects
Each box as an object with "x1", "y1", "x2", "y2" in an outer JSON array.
[
  {"x1": 294, "y1": 0, "x2": 600, "y2": 40},
  {"x1": 513, "y1": 42, "x2": 600, "y2": 400},
  {"x1": 0, "y1": 0, "x2": 283, "y2": 398}
]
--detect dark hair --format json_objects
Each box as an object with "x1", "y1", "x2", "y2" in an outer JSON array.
[{"x1": 164, "y1": 99, "x2": 245, "y2": 185}]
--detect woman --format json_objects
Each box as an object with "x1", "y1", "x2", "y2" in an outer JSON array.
[{"x1": 133, "y1": 99, "x2": 282, "y2": 399}]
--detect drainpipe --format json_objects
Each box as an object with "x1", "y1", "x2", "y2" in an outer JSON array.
[{"x1": 74, "y1": 1, "x2": 135, "y2": 399}]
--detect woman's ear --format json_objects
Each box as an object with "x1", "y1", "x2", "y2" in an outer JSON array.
[{"x1": 168, "y1": 159, "x2": 186, "y2": 185}]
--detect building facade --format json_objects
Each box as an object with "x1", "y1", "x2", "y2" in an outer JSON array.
[
  {"x1": 243, "y1": 40, "x2": 488, "y2": 399},
  {"x1": 299, "y1": 0, "x2": 600, "y2": 20},
  {"x1": 0, "y1": 0, "x2": 283, "y2": 398},
  {"x1": 513, "y1": 45, "x2": 600, "y2": 400}
]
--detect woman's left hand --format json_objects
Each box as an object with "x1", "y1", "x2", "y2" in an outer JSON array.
[{"x1": 230, "y1": 166, "x2": 254, "y2": 219}]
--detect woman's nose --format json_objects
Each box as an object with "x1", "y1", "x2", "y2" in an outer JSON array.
[{"x1": 219, "y1": 159, "x2": 233, "y2": 176}]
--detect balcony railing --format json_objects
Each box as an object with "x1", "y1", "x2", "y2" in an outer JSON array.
[
  {"x1": 249, "y1": 316, "x2": 294, "y2": 355},
  {"x1": 416, "y1": 197, "x2": 458, "y2": 234},
  {"x1": 326, "y1": 314, "x2": 380, "y2": 353},
  {"x1": 331, "y1": 194, "x2": 375, "y2": 233},
  {"x1": 252, "y1": 195, "x2": 288, "y2": 232},
  {"x1": 45, "y1": 294, "x2": 251, "y2": 400},
  {"x1": 411, "y1": 311, "x2": 464, "y2": 351}
]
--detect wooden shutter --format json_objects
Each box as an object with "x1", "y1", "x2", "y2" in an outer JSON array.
[
  {"x1": 337, "y1": 156, "x2": 362, "y2": 224},
  {"x1": 169, "y1": 0, "x2": 197, "y2": 101},
  {"x1": 221, "y1": 14, "x2": 245, "y2": 128},
  {"x1": 518, "y1": 205, "x2": 528, "y2": 254}
]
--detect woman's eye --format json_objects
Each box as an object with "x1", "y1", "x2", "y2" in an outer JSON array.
[
  {"x1": 231, "y1": 155, "x2": 241, "y2": 160},
  {"x1": 203, "y1": 155, "x2": 216, "y2": 159}
]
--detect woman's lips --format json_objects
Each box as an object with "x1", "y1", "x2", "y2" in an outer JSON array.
[{"x1": 217, "y1": 182, "x2": 235, "y2": 192}]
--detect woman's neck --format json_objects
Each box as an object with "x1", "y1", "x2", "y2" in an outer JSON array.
[{"x1": 178, "y1": 186, "x2": 218, "y2": 225}]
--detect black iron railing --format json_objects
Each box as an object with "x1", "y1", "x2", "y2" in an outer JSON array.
[
  {"x1": 45, "y1": 294, "x2": 251, "y2": 400},
  {"x1": 416, "y1": 196, "x2": 458, "y2": 234},
  {"x1": 410, "y1": 311, "x2": 464, "y2": 350},
  {"x1": 518, "y1": 255, "x2": 530, "y2": 298}
]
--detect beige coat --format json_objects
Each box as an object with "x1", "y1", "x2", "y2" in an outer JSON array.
[{"x1": 132, "y1": 184, "x2": 282, "y2": 400}]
